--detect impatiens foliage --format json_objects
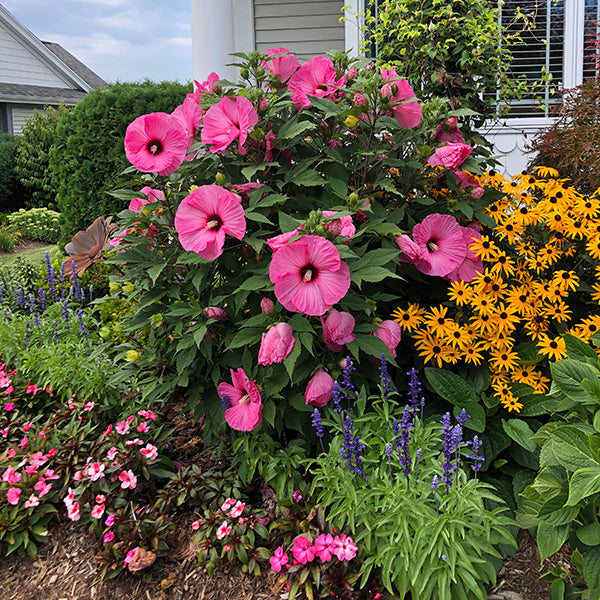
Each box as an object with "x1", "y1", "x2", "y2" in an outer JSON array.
[{"x1": 106, "y1": 48, "x2": 492, "y2": 436}]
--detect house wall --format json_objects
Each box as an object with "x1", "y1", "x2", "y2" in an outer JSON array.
[
  {"x1": 11, "y1": 104, "x2": 40, "y2": 135},
  {"x1": 0, "y1": 20, "x2": 71, "y2": 88},
  {"x1": 254, "y1": 0, "x2": 345, "y2": 61}
]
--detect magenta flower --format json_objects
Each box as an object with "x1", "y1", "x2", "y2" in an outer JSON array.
[
  {"x1": 124, "y1": 112, "x2": 188, "y2": 176},
  {"x1": 216, "y1": 520, "x2": 232, "y2": 540},
  {"x1": 332, "y1": 534, "x2": 357, "y2": 561},
  {"x1": 128, "y1": 186, "x2": 164, "y2": 213},
  {"x1": 119, "y1": 469, "x2": 138, "y2": 490},
  {"x1": 433, "y1": 117, "x2": 465, "y2": 144},
  {"x1": 397, "y1": 213, "x2": 468, "y2": 277},
  {"x1": 444, "y1": 227, "x2": 484, "y2": 283},
  {"x1": 428, "y1": 143, "x2": 473, "y2": 170},
  {"x1": 372, "y1": 320, "x2": 402, "y2": 359},
  {"x1": 264, "y1": 47, "x2": 300, "y2": 84},
  {"x1": 269, "y1": 546, "x2": 290, "y2": 572},
  {"x1": 305, "y1": 369, "x2": 334, "y2": 407},
  {"x1": 260, "y1": 297, "x2": 275, "y2": 314},
  {"x1": 3, "y1": 466, "x2": 21, "y2": 484},
  {"x1": 266, "y1": 229, "x2": 300, "y2": 251},
  {"x1": 7, "y1": 487, "x2": 21, "y2": 505},
  {"x1": 258, "y1": 322, "x2": 296, "y2": 366},
  {"x1": 381, "y1": 67, "x2": 421, "y2": 129},
  {"x1": 230, "y1": 501, "x2": 245, "y2": 518},
  {"x1": 140, "y1": 443, "x2": 158, "y2": 461},
  {"x1": 202, "y1": 306, "x2": 229, "y2": 322},
  {"x1": 91, "y1": 503, "x2": 105, "y2": 519},
  {"x1": 322, "y1": 210, "x2": 355, "y2": 240},
  {"x1": 172, "y1": 96, "x2": 204, "y2": 152},
  {"x1": 217, "y1": 368, "x2": 263, "y2": 432},
  {"x1": 321, "y1": 310, "x2": 355, "y2": 352},
  {"x1": 269, "y1": 235, "x2": 350, "y2": 317},
  {"x1": 201, "y1": 96, "x2": 258, "y2": 155},
  {"x1": 291, "y1": 536, "x2": 316, "y2": 564},
  {"x1": 175, "y1": 185, "x2": 246, "y2": 260},
  {"x1": 103, "y1": 531, "x2": 115, "y2": 543},
  {"x1": 287, "y1": 56, "x2": 346, "y2": 109},
  {"x1": 314, "y1": 533, "x2": 335, "y2": 561}
]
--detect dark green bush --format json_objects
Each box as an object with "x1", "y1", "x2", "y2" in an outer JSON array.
[
  {"x1": 0, "y1": 133, "x2": 25, "y2": 212},
  {"x1": 14, "y1": 105, "x2": 68, "y2": 211},
  {"x1": 49, "y1": 80, "x2": 190, "y2": 246},
  {"x1": 7, "y1": 207, "x2": 61, "y2": 243}
]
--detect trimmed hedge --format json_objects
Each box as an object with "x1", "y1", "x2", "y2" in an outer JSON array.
[
  {"x1": 49, "y1": 80, "x2": 190, "y2": 245},
  {"x1": 0, "y1": 133, "x2": 25, "y2": 213}
]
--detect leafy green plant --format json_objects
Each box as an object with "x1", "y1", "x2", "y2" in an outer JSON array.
[
  {"x1": 7, "y1": 207, "x2": 61, "y2": 243},
  {"x1": 14, "y1": 104, "x2": 68, "y2": 210},
  {"x1": 0, "y1": 227, "x2": 17, "y2": 251},
  {"x1": 310, "y1": 360, "x2": 515, "y2": 599},
  {"x1": 520, "y1": 334, "x2": 600, "y2": 598}
]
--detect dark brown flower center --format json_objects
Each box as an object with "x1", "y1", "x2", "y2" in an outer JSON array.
[
  {"x1": 301, "y1": 264, "x2": 318, "y2": 282},
  {"x1": 427, "y1": 239, "x2": 439, "y2": 253},
  {"x1": 146, "y1": 139, "x2": 163, "y2": 155},
  {"x1": 206, "y1": 215, "x2": 223, "y2": 231}
]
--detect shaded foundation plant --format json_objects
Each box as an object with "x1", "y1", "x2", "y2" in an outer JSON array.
[{"x1": 309, "y1": 358, "x2": 516, "y2": 599}]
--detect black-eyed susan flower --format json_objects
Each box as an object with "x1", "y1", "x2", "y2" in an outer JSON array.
[
  {"x1": 423, "y1": 306, "x2": 456, "y2": 337},
  {"x1": 543, "y1": 300, "x2": 572, "y2": 323},
  {"x1": 537, "y1": 335, "x2": 567, "y2": 361},
  {"x1": 490, "y1": 251, "x2": 515, "y2": 277},
  {"x1": 416, "y1": 335, "x2": 451, "y2": 367},
  {"x1": 489, "y1": 347, "x2": 520, "y2": 372},
  {"x1": 470, "y1": 235, "x2": 500, "y2": 261},
  {"x1": 552, "y1": 270, "x2": 579, "y2": 292},
  {"x1": 461, "y1": 341, "x2": 486, "y2": 365},
  {"x1": 391, "y1": 303, "x2": 425, "y2": 331},
  {"x1": 448, "y1": 280, "x2": 473, "y2": 305},
  {"x1": 490, "y1": 303, "x2": 520, "y2": 332},
  {"x1": 512, "y1": 365, "x2": 539, "y2": 387},
  {"x1": 500, "y1": 394, "x2": 523, "y2": 413}
]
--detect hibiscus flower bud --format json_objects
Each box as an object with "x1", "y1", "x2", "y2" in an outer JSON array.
[
  {"x1": 258, "y1": 323, "x2": 295, "y2": 366},
  {"x1": 125, "y1": 350, "x2": 140, "y2": 362},
  {"x1": 202, "y1": 306, "x2": 228, "y2": 322},
  {"x1": 215, "y1": 172, "x2": 227, "y2": 186},
  {"x1": 344, "y1": 115, "x2": 358, "y2": 128},
  {"x1": 260, "y1": 298, "x2": 275, "y2": 314},
  {"x1": 321, "y1": 310, "x2": 356, "y2": 352},
  {"x1": 305, "y1": 369, "x2": 334, "y2": 407}
]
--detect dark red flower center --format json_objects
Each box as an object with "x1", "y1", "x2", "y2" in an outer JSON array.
[
  {"x1": 146, "y1": 139, "x2": 163, "y2": 155},
  {"x1": 301, "y1": 264, "x2": 318, "y2": 282},
  {"x1": 206, "y1": 215, "x2": 223, "y2": 231},
  {"x1": 427, "y1": 239, "x2": 439, "y2": 253}
]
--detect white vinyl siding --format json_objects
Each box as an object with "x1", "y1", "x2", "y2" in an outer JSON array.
[
  {"x1": 254, "y1": 0, "x2": 345, "y2": 61},
  {"x1": 11, "y1": 105, "x2": 37, "y2": 135},
  {"x1": 0, "y1": 21, "x2": 71, "y2": 87}
]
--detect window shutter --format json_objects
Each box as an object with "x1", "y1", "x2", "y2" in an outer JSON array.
[{"x1": 583, "y1": 0, "x2": 600, "y2": 81}]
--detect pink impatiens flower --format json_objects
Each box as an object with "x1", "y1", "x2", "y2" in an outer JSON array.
[
  {"x1": 216, "y1": 520, "x2": 232, "y2": 540},
  {"x1": 124, "y1": 112, "x2": 188, "y2": 176},
  {"x1": 217, "y1": 368, "x2": 263, "y2": 432},
  {"x1": 25, "y1": 382, "x2": 38, "y2": 395},
  {"x1": 7, "y1": 487, "x2": 21, "y2": 505},
  {"x1": 396, "y1": 213, "x2": 468, "y2": 278},
  {"x1": 381, "y1": 67, "x2": 422, "y2": 129},
  {"x1": 119, "y1": 470, "x2": 138, "y2": 490},
  {"x1": 174, "y1": 185, "x2": 246, "y2": 260},
  {"x1": 428, "y1": 143, "x2": 473, "y2": 170},
  {"x1": 91, "y1": 503, "x2": 106, "y2": 519},
  {"x1": 291, "y1": 536, "x2": 316, "y2": 564},
  {"x1": 269, "y1": 546, "x2": 289, "y2": 572},
  {"x1": 201, "y1": 96, "x2": 258, "y2": 155},
  {"x1": 287, "y1": 56, "x2": 346, "y2": 109},
  {"x1": 115, "y1": 420, "x2": 130, "y2": 435},
  {"x1": 372, "y1": 320, "x2": 402, "y2": 359},
  {"x1": 332, "y1": 534, "x2": 357, "y2": 561},
  {"x1": 321, "y1": 310, "x2": 355, "y2": 352},
  {"x1": 258, "y1": 322, "x2": 295, "y2": 366},
  {"x1": 314, "y1": 533, "x2": 335, "y2": 561},
  {"x1": 269, "y1": 235, "x2": 351, "y2": 317},
  {"x1": 305, "y1": 369, "x2": 334, "y2": 407},
  {"x1": 230, "y1": 501, "x2": 245, "y2": 518},
  {"x1": 103, "y1": 531, "x2": 115, "y2": 543},
  {"x1": 140, "y1": 443, "x2": 158, "y2": 461},
  {"x1": 221, "y1": 498, "x2": 237, "y2": 512},
  {"x1": 88, "y1": 462, "x2": 105, "y2": 481}
]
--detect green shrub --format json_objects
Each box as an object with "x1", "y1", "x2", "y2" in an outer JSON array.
[
  {"x1": 0, "y1": 133, "x2": 25, "y2": 212},
  {"x1": 0, "y1": 257, "x2": 42, "y2": 308},
  {"x1": 49, "y1": 81, "x2": 191, "y2": 246},
  {"x1": 0, "y1": 227, "x2": 17, "y2": 252},
  {"x1": 7, "y1": 207, "x2": 61, "y2": 243},
  {"x1": 14, "y1": 105, "x2": 68, "y2": 210}
]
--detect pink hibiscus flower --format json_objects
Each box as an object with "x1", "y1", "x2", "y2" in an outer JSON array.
[
  {"x1": 322, "y1": 211, "x2": 355, "y2": 240},
  {"x1": 444, "y1": 227, "x2": 484, "y2": 283},
  {"x1": 372, "y1": 320, "x2": 402, "y2": 359},
  {"x1": 287, "y1": 56, "x2": 346, "y2": 109},
  {"x1": 381, "y1": 67, "x2": 422, "y2": 129},
  {"x1": 269, "y1": 235, "x2": 351, "y2": 316},
  {"x1": 258, "y1": 322, "x2": 296, "y2": 366},
  {"x1": 217, "y1": 368, "x2": 263, "y2": 431},
  {"x1": 397, "y1": 213, "x2": 468, "y2": 277},
  {"x1": 266, "y1": 229, "x2": 301, "y2": 251},
  {"x1": 128, "y1": 187, "x2": 164, "y2": 213},
  {"x1": 201, "y1": 96, "x2": 258, "y2": 155},
  {"x1": 305, "y1": 369, "x2": 334, "y2": 407},
  {"x1": 124, "y1": 112, "x2": 188, "y2": 176},
  {"x1": 264, "y1": 47, "x2": 300, "y2": 84},
  {"x1": 172, "y1": 96, "x2": 204, "y2": 153},
  {"x1": 433, "y1": 117, "x2": 465, "y2": 144},
  {"x1": 428, "y1": 143, "x2": 473, "y2": 170},
  {"x1": 174, "y1": 185, "x2": 246, "y2": 260}
]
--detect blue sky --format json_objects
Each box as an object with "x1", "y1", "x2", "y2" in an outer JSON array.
[{"x1": 3, "y1": 0, "x2": 193, "y2": 83}]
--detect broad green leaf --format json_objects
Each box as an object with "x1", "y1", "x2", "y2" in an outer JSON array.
[
  {"x1": 582, "y1": 546, "x2": 600, "y2": 592},
  {"x1": 502, "y1": 419, "x2": 537, "y2": 452},
  {"x1": 424, "y1": 367, "x2": 479, "y2": 405},
  {"x1": 291, "y1": 170, "x2": 325, "y2": 187},
  {"x1": 278, "y1": 119, "x2": 314, "y2": 140},
  {"x1": 564, "y1": 334, "x2": 600, "y2": 363},
  {"x1": 551, "y1": 426, "x2": 599, "y2": 471},
  {"x1": 238, "y1": 274, "x2": 271, "y2": 291},
  {"x1": 551, "y1": 359, "x2": 600, "y2": 404},
  {"x1": 454, "y1": 402, "x2": 485, "y2": 432},
  {"x1": 567, "y1": 466, "x2": 600, "y2": 505},
  {"x1": 576, "y1": 523, "x2": 600, "y2": 546},
  {"x1": 228, "y1": 328, "x2": 262, "y2": 350},
  {"x1": 537, "y1": 522, "x2": 569, "y2": 562},
  {"x1": 147, "y1": 262, "x2": 167, "y2": 284},
  {"x1": 351, "y1": 266, "x2": 400, "y2": 286}
]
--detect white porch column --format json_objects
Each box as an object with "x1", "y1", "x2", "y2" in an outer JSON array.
[
  {"x1": 563, "y1": 0, "x2": 585, "y2": 89},
  {"x1": 191, "y1": 0, "x2": 236, "y2": 82},
  {"x1": 344, "y1": 0, "x2": 365, "y2": 57}
]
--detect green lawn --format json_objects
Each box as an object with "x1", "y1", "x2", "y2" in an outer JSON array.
[{"x1": 0, "y1": 244, "x2": 58, "y2": 266}]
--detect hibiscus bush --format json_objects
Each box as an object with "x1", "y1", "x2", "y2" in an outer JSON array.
[{"x1": 105, "y1": 48, "x2": 494, "y2": 441}]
